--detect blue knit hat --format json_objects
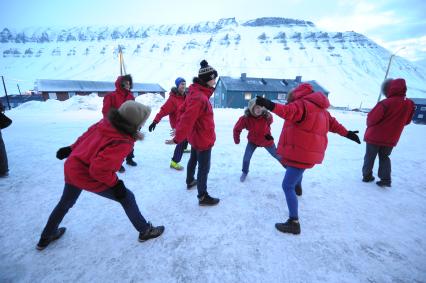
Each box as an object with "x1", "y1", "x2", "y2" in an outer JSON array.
[{"x1": 175, "y1": 77, "x2": 186, "y2": 88}]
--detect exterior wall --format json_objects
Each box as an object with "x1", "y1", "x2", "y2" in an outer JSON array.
[
  {"x1": 413, "y1": 103, "x2": 426, "y2": 124},
  {"x1": 224, "y1": 91, "x2": 281, "y2": 109}
]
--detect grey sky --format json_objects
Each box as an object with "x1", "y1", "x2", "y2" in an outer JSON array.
[{"x1": 1, "y1": 0, "x2": 425, "y2": 60}]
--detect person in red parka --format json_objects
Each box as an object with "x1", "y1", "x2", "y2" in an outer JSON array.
[
  {"x1": 233, "y1": 98, "x2": 281, "y2": 182},
  {"x1": 165, "y1": 60, "x2": 220, "y2": 206},
  {"x1": 102, "y1": 74, "x2": 137, "y2": 172},
  {"x1": 36, "y1": 101, "x2": 164, "y2": 250},
  {"x1": 362, "y1": 78, "x2": 415, "y2": 187},
  {"x1": 148, "y1": 77, "x2": 189, "y2": 171},
  {"x1": 256, "y1": 83, "x2": 361, "y2": 235}
]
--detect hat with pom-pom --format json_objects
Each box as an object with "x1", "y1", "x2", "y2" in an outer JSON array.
[{"x1": 198, "y1": 60, "x2": 218, "y2": 83}]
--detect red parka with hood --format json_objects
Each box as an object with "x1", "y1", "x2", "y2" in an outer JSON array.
[
  {"x1": 273, "y1": 83, "x2": 348, "y2": 169},
  {"x1": 153, "y1": 88, "x2": 185, "y2": 128},
  {"x1": 173, "y1": 81, "x2": 215, "y2": 151},
  {"x1": 102, "y1": 76, "x2": 135, "y2": 117},
  {"x1": 364, "y1": 78, "x2": 414, "y2": 147},
  {"x1": 233, "y1": 111, "x2": 274, "y2": 147}
]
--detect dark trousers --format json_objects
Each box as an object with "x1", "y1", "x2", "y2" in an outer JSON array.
[
  {"x1": 362, "y1": 143, "x2": 393, "y2": 183},
  {"x1": 0, "y1": 131, "x2": 8, "y2": 175},
  {"x1": 186, "y1": 147, "x2": 211, "y2": 198},
  {"x1": 242, "y1": 142, "x2": 281, "y2": 174},
  {"x1": 172, "y1": 140, "x2": 188, "y2": 163},
  {"x1": 282, "y1": 166, "x2": 305, "y2": 220},
  {"x1": 126, "y1": 149, "x2": 135, "y2": 162},
  {"x1": 40, "y1": 183, "x2": 149, "y2": 239}
]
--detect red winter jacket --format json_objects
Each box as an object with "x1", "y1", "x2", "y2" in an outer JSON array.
[
  {"x1": 102, "y1": 76, "x2": 135, "y2": 117},
  {"x1": 173, "y1": 81, "x2": 215, "y2": 151},
  {"x1": 273, "y1": 83, "x2": 348, "y2": 169},
  {"x1": 153, "y1": 88, "x2": 186, "y2": 128},
  {"x1": 364, "y1": 79, "x2": 414, "y2": 147},
  {"x1": 233, "y1": 111, "x2": 274, "y2": 147},
  {"x1": 64, "y1": 119, "x2": 134, "y2": 192}
]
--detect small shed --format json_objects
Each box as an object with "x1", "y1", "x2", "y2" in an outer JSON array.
[
  {"x1": 411, "y1": 98, "x2": 426, "y2": 124},
  {"x1": 214, "y1": 74, "x2": 329, "y2": 108},
  {"x1": 35, "y1": 79, "x2": 166, "y2": 101}
]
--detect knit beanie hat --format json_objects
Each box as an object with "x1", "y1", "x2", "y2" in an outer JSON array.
[
  {"x1": 198, "y1": 60, "x2": 218, "y2": 83},
  {"x1": 175, "y1": 77, "x2": 186, "y2": 88},
  {"x1": 118, "y1": 101, "x2": 151, "y2": 128}
]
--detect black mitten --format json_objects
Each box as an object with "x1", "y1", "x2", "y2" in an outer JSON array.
[
  {"x1": 148, "y1": 122, "x2": 157, "y2": 132},
  {"x1": 255, "y1": 96, "x2": 275, "y2": 111},
  {"x1": 265, "y1": 134, "x2": 274, "y2": 141},
  {"x1": 56, "y1": 146, "x2": 72, "y2": 160},
  {"x1": 112, "y1": 180, "x2": 127, "y2": 199},
  {"x1": 346, "y1": 130, "x2": 361, "y2": 144}
]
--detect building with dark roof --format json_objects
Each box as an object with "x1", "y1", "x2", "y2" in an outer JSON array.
[
  {"x1": 411, "y1": 98, "x2": 426, "y2": 124},
  {"x1": 35, "y1": 79, "x2": 166, "y2": 101},
  {"x1": 213, "y1": 73, "x2": 329, "y2": 108}
]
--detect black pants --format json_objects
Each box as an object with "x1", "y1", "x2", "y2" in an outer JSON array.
[
  {"x1": 186, "y1": 147, "x2": 211, "y2": 198},
  {"x1": 362, "y1": 143, "x2": 393, "y2": 183},
  {"x1": 126, "y1": 149, "x2": 135, "y2": 162},
  {"x1": 0, "y1": 131, "x2": 8, "y2": 175},
  {"x1": 40, "y1": 183, "x2": 149, "y2": 239},
  {"x1": 172, "y1": 140, "x2": 188, "y2": 163}
]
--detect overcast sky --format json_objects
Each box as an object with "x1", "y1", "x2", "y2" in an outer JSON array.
[{"x1": 1, "y1": 0, "x2": 425, "y2": 61}]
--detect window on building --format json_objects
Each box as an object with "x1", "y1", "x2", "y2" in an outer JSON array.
[
  {"x1": 277, "y1": 93, "x2": 287, "y2": 100},
  {"x1": 48, "y1": 92, "x2": 57, "y2": 100},
  {"x1": 421, "y1": 106, "x2": 426, "y2": 111},
  {"x1": 244, "y1": 93, "x2": 252, "y2": 100},
  {"x1": 418, "y1": 114, "x2": 424, "y2": 119}
]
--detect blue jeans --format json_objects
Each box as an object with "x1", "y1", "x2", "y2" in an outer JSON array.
[
  {"x1": 172, "y1": 140, "x2": 188, "y2": 163},
  {"x1": 242, "y1": 142, "x2": 281, "y2": 174},
  {"x1": 282, "y1": 166, "x2": 305, "y2": 220},
  {"x1": 186, "y1": 147, "x2": 211, "y2": 198},
  {"x1": 40, "y1": 183, "x2": 149, "y2": 239}
]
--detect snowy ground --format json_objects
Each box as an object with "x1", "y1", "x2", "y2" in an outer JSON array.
[{"x1": 0, "y1": 94, "x2": 425, "y2": 283}]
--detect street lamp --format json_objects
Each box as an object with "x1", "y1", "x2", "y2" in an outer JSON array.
[{"x1": 377, "y1": 46, "x2": 406, "y2": 103}]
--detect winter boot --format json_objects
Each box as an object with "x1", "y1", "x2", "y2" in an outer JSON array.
[
  {"x1": 118, "y1": 165, "x2": 125, "y2": 173},
  {"x1": 198, "y1": 193, "x2": 220, "y2": 206},
  {"x1": 186, "y1": 179, "x2": 197, "y2": 190},
  {"x1": 240, "y1": 173, "x2": 247, "y2": 182},
  {"x1": 170, "y1": 161, "x2": 184, "y2": 171},
  {"x1": 138, "y1": 222, "x2": 165, "y2": 242},
  {"x1": 36, "y1": 227, "x2": 66, "y2": 250},
  {"x1": 376, "y1": 180, "x2": 391, "y2": 187},
  {"x1": 275, "y1": 219, "x2": 301, "y2": 235},
  {"x1": 295, "y1": 184, "x2": 302, "y2": 196},
  {"x1": 362, "y1": 175, "x2": 375, "y2": 182},
  {"x1": 126, "y1": 159, "x2": 137, "y2": 167},
  {"x1": 183, "y1": 149, "x2": 191, "y2": 153}
]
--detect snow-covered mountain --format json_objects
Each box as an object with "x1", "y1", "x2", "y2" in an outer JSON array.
[{"x1": 1, "y1": 17, "x2": 425, "y2": 107}]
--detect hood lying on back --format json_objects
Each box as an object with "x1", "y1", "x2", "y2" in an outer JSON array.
[{"x1": 387, "y1": 78, "x2": 407, "y2": 98}]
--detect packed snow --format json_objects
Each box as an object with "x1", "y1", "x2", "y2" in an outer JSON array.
[{"x1": 0, "y1": 94, "x2": 425, "y2": 282}]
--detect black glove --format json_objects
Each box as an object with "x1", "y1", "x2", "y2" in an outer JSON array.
[
  {"x1": 346, "y1": 130, "x2": 361, "y2": 144},
  {"x1": 265, "y1": 134, "x2": 274, "y2": 141},
  {"x1": 112, "y1": 180, "x2": 127, "y2": 199},
  {"x1": 56, "y1": 146, "x2": 72, "y2": 160},
  {"x1": 148, "y1": 122, "x2": 157, "y2": 132},
  {"x1": 256, "y1": 96, "x2": 275, "y2": 111}
]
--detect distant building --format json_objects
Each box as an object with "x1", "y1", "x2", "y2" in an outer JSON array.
[
  {"x1": 0, "y1": 94, "x2": 44, "y2": 109},
  {"x1": 35, "y1": 79, "x2": 166, "y2": 101},
  {"x1": 411, "y1": 98, "x2": 426, "y2": 124},
  {"x1": 213, "y1": 73, "x2": 329, "y2": 108}
]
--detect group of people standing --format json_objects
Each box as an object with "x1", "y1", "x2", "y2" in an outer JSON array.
[{"x1": 36, "y1": 59, "x2": 415, "y2": 250}]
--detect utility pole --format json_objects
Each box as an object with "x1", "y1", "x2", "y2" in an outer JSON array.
[
  {"x1": 1, "y1": 76, "x2": 11, "y2": 110},
  {"x1": 377, "y1": 47, "x2": 406, "y2": 103},
  {"x1": 17, "y1": 83, "x2": 22, "y2": 96},
  {"x1": 118, "y1": 45, "x2": 126, "y2": 76}
]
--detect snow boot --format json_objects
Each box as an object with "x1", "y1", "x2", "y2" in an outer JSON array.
[
  {"x1": 275, "y1": 219, "x2": 301, "y2": 235},
  {"x1": 183, "y1": 149, "x2": 191, "y2": 153},
  {"x1": 126, "y1": 159, "x2": 137, "y2": 167},
  {"x1": 186, "y1": 179, "x2": 197, "y2": 190},
  {"x1": 138, "y1": 222, "x2": 164, "y2": 242},
  {"x1": 36, "y1": 227, "x2": 66, "y2": 250},
  {"x1": 198, "y1": 193, "x2": 220, "y2": 206},
  {"x1": 295, "y1": 184, "x2": 302, "y2": 196},
  {"x1": 240, "y1": 173, "x2": 247, "y2": 182},
  {"x1": 118, "y1": 165, "x2": 125, "y2": 173},
  {"x1": 170, "y1": 161, "x2": 184, "y2": 171},
  {"x1": 362, "y1": 175, "x2": 375, "y2": 182},
  {"x1": 376, "y1": 180, "x2": 391, "y2": 187}
]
